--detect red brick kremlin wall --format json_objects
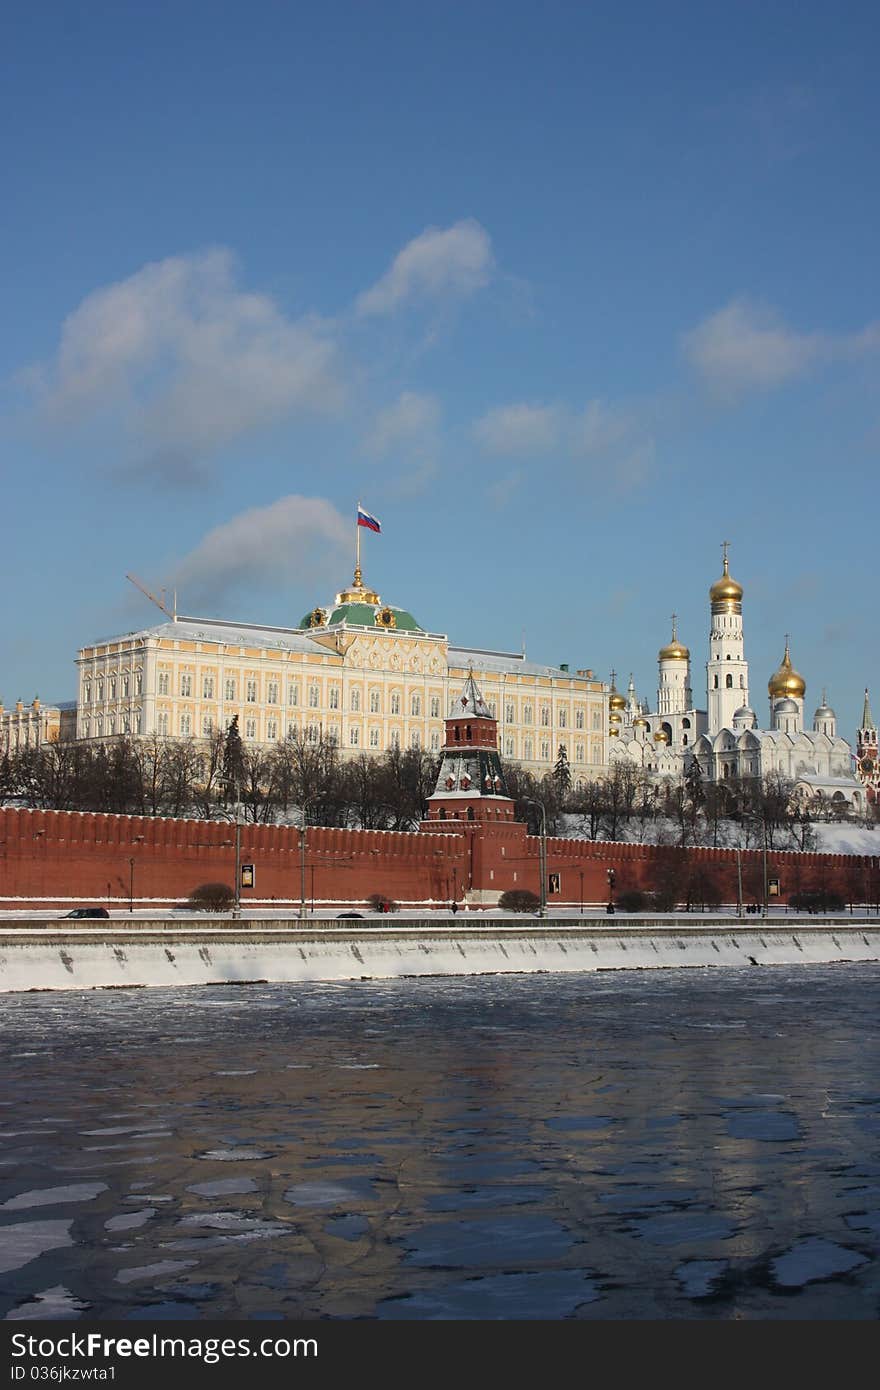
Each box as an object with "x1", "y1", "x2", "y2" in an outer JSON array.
[{"x1": 0, "y1": 806, "x2": 877, "y2": 910}]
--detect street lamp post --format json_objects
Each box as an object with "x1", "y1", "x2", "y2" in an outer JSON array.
[
  {"x1": 128, "y1": 857, "x2": 135, "y2": 914},
  {"x1": 579, "y1": 869, "x2": 584, "y2": 915},
  {"x1": 606, "y1": 867, "x2": 616, "y2": 915}
]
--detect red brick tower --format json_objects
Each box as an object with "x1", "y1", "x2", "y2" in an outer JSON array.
[{"x1": 423, "y1": 670, "x2": 517, "y2": 825}]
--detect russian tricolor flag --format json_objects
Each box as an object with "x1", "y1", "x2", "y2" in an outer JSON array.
[{"x1": 357, "y1": 506, "x2": 382, "y2": 533}]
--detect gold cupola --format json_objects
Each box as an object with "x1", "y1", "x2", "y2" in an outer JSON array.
[
  {"x1": 709, "y1": 545, "x2": 743, "y2": 614},
  {"x1": 658, "y1": 614, "x2": 689, "y2": 662},
  {"x1": 768, "y1": 637, "x2": 806, "y2": 701},
  {"x1": 608, "y1": 671, "x2": 626, "y2": 712}
]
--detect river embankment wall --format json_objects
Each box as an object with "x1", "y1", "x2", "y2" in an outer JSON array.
[{"x1": 1, "y1": 918, "x2": 878, "y2": 992}]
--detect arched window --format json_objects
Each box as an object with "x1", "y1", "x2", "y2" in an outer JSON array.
[{"x1": 726, "y1": 674, "x2": 733, "y2": 689}]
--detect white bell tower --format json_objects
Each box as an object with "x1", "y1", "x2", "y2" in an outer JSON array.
[{"x1": 706, "y1": 542, "x2": 750, "y2": 736}]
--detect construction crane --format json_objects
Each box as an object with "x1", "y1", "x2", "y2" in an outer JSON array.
[{"x1": 125, "y1": 573, "x2": 177, "y2": 621}]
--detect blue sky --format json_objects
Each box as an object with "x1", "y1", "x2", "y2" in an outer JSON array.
[{"x1": 2, "y1": 1, "x2": 878, "y2": 739}]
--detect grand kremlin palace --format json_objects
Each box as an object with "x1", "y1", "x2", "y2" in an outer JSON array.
[{"x1": 62, "y1": 565, "x2": 609, "y2": 781}]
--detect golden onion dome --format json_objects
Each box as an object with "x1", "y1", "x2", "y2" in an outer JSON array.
[
  {"x1": 609, "y1": 711, "x2": 622, "y2": 725},
  {"x1": 658, "y1": 616, "x2": 689, "y2": 662},
  {"x1": 653, "y1": 730, "x2": 669, "y2": 743},
  {"x1": 768, "y1": 638, "x2": 806, "y2": 700},
  {"x1": 608, "y1": 687, "x2": 626, "y2": 711},
  {"x1": 709, "y1": 549, "x2": 743, "y2": 613},
  {"x1": 633, "y1": 716, "x2": 649, "y2": 729},
  {"x1": 608, "y1": 727, "x2": 619, "y2": 737}
]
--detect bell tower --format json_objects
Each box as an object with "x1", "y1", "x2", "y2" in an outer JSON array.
[{"x1": 706, "y1": 541, "x2": 749, "y2": 735}]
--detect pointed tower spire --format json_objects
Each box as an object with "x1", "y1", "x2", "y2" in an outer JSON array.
[
  {"x1": 424, "y1": 670, "x2": 515, "y2": 826},
  {"x1": 863, "y1": 688, "x2": 876, "y2": 731}
]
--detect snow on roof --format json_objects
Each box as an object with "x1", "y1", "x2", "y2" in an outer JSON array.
[
  {"x1": 448, "y1": 648, "x2": 591, "y2": 680},
  {"x1": 87, "y1": 617, "x2": 330, "y2": 656}
]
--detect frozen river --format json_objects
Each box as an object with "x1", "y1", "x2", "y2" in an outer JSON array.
[{"x1": 1, "y1": 965, "x2": 879, "y2": 1320}]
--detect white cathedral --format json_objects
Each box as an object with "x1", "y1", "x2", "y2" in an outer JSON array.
[{"x1": 609, "y1": 545, "x2": 866, "y2": 815}]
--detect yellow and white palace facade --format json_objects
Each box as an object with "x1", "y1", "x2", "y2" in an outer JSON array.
[{"x1": 70, "y1": 568, "x2": 608, "y2": 783}]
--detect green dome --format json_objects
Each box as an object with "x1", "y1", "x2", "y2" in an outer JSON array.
[{"x1": 299, "y1": 601, "x2": 423, "y2": 633}]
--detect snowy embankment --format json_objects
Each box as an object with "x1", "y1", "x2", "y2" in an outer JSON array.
[{"x1": 1, "y1": 918, "x2": 878, "y2": 993}]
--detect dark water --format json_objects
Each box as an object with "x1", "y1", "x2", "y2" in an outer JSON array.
[{"x1": 1, "y1": 965, "x2": 879, "y2": 1320}]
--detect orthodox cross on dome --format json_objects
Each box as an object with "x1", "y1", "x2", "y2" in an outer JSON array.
[
  {"x1": 721, "y1": 540, "x2": 731, "y2": 573},
  {"x1": 609, "y1": 668, "x2": 617, "y2": 689},
  {"x1": 670, "y1": 612, "x2": 678, "y2": 640}
]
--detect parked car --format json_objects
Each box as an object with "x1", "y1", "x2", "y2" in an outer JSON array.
[
  {"x1": 64, "y1": 907, "x2": 110, "y2": 919},
  {"x1": 336, "y1": 911, "x2": 364, "y2": 919}
]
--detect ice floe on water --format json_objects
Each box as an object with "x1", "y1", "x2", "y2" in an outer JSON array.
[
  {"x1": 177, "y1": 1212, "x2": 287, "y2": 1234},
  {"x1": 284, "y1": 1179, "x2": 375, "y2": 1207},
  {"x1": 628, "y1": 1211, "x2": 735, "y2": 1246},
  {"x1": 5, "y1": 1286, "x2": 89, "y2": 1321},
  {"x1": 105, "y1": 1209, "x2": 157, "y2": 1231},
  {"x1": 197, "y1": 1148, "x2": 271, "y2": 1161},
  {"x1": 771, "y1": 1237, "x2": 868, "y2": 1287},
  {"x1": 725, "y1": 1111, "x2": 801, "y2": 1141},
  {"x1": 377, "y1": 1269, "x2": 601, "y2": 1319},
  {"x1": 116, "y1": 1260, "x2": 197, "y2": 1284},
  {"x1": 674, "y1": 1259, "x2": 728, "y2": 1297},
  {"x1": 215, "y1": 1070, "x2": 257, "y2": 1076},
  {"x1": 186, "y1": 1178, "x2": 258, "y2": 1197},
  {"x1": 401, "y1": 1216, "x2": 573, "y2": 1268},
  {"x1": 1, "y1": 1182, "x2": 107, "y2": 1211},
  {"x1": 0, "y1": 1220, "x2": 73, "y2": 1273}
]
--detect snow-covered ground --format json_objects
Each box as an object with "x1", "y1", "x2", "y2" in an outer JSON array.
[{"x1": 556, "y1": 813, "x2": 878, "y2": 856}]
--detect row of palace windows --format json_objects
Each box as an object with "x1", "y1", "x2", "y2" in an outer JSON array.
[
  {"x1": 82, "y1": 674, "x2": 143, "y2": 703},
  {"x1": 151, "y1": 674, "x2": 449, "y2": 716},
  {"x1": 146, "y1": 674, "x2": 603, "y2": 728},
  {"x1": 82, "y1": 712, "x2": 144, "y2": 737},
  {"x1": 148, "y1": 714, "x2": 445, "y2": 751}
]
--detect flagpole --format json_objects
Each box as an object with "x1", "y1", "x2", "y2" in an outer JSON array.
[{"x1": 355, "y1": 500, "x2": 361, "y2": 587}]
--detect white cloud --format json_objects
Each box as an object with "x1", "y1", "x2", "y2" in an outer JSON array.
[
  {"x1": 355, "y1": 220, "x2": 493, "y2": 317},
  {"x1": 473, "y1": 402, "x2": 563, "y2": 455},
  {"x1": 682, "y1": 299, "x2": 880, "y2": 395},
  {"x1": 474, "y1": 397, "x2": 643, "y2": 463},
  {"x1": 29, "y1": 249, "x2": 344, "y2": 478},
  {"x1": 172, "y1": 495, "x2": 349, "y2": 608},
  {"x1": 682, "y1": 300, "x2": 821, "y2": 392},
  {"x1": 364, "y1": 391, "x2": 441, "y2": 457},
  {"x1": 574, "y1": 399, "x2": 632, "y2": 456}
]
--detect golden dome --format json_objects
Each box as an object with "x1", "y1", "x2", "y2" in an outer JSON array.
[
  {"x1": 609, "y1": 711, "x2": 622, "y2": 725},
  {"x1": 709, "y1": 547, "x2": 743, "y2": 613},
  {"x1": 608, "y1": 727, "x2": 619, "y2": 737},
  {"x1": 653, "y1": 730, "x2": 669, "y2": 743},
  {"x1": 633, "y1": 716, "x2": 649, "y2": 728},
  {"x1": 768, "y1": 638, "x2": 806, "y2": 700},
  {"x1": 608, "y1": 679, "x2": 626, "y2": 711},
  {"x1": 658, "y1": 615, "x2": 689, "y2": 662}
]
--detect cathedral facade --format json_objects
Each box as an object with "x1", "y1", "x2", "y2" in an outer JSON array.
[{"x1": 609, "y1": 547, "x2": 866, "y2": 814}]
